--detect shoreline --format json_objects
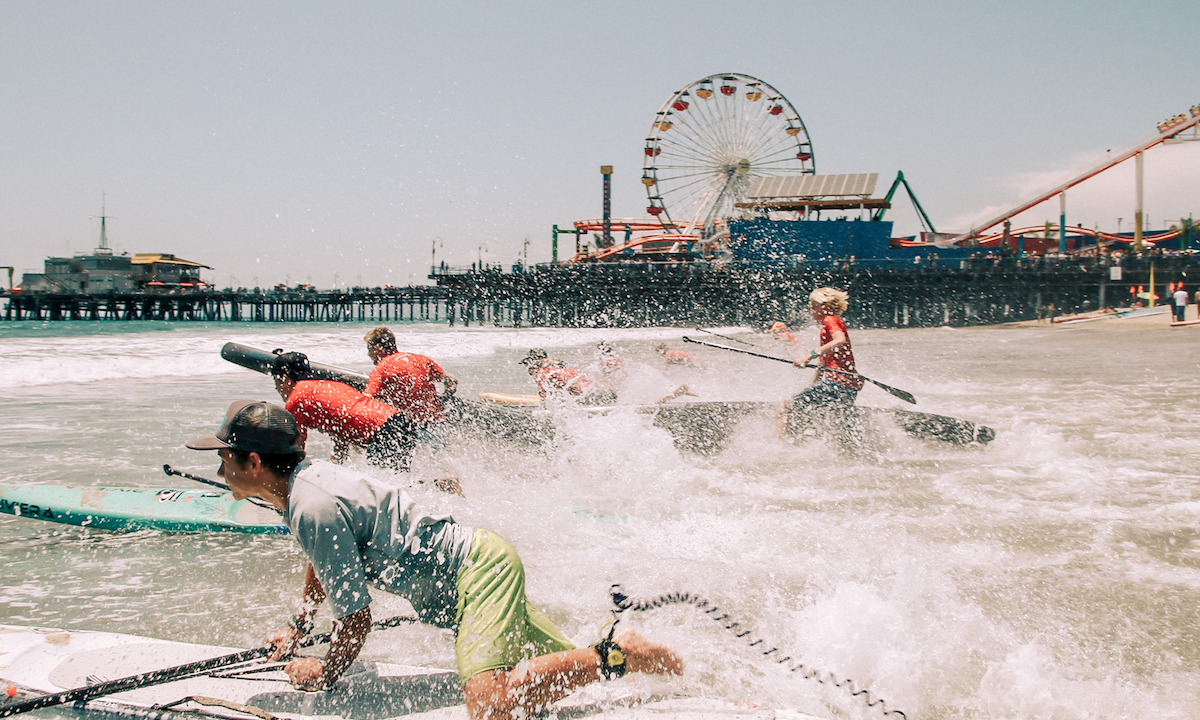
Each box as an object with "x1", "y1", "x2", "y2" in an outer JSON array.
[{"x1": 987, "y1": 304, "x2": 1199, "y2": 330}]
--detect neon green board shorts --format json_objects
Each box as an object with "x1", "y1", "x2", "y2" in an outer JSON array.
[{"x1": 454, "y1": 528, "x2": 575, "y2": 682}]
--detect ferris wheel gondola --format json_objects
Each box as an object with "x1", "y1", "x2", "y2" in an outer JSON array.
[{"x1": 642, "y1": 73, "x2": 815, "y2": 238}]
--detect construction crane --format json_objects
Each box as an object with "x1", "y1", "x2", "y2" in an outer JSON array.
[{"x1": 872, "y1": 171, "x2": 937, "y2": 234}]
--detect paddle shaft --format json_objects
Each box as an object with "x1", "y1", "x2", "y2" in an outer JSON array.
[
  {"x1": 693, "y1": 328, "x2": 757, "y2": 347},
  {"x1": 162, "y1": 464, "x2": 228, "y2": 491},
  {"x1": 681, "y1": 336, "x2": 917, "y2": 405},
  {"x1": 0, "y1": 616, "x2": 417, "y2": 718},
  {"x1": 162, "y1": 465, "x2": 282, "y2": 513}
]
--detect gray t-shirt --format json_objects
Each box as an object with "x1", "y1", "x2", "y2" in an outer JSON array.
[{"x1": 286, "y1": 460, "x2": 474, "y2": 627}]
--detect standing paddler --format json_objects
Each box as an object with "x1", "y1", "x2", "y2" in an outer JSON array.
[
  {"x1": 185, "y1": 400, "x2": 683, "y2": 720},
  {"x1": 779, "y1": 287, "x2": 865, "y2": 442}
]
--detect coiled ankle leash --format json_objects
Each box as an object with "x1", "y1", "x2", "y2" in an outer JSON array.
[{"x1": 607, "y1": 585, "x2": 906, "y2": 720}]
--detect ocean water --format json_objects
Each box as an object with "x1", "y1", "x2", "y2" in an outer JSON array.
[{"x1": 1, "y1": 318, "x2": 1199, "y2": 719}]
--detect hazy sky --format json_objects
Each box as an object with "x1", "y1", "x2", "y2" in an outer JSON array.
[{"x1": 2, "y1": 0, "x2": 1197, "y2": 288}]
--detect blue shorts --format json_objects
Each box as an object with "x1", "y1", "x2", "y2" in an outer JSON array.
[
  {"x1": 791, "y1": 380, "x2": 857, "y2": 410},
  {"x1": 787, "y1": 380, "x2": 859, "y2": 441}
]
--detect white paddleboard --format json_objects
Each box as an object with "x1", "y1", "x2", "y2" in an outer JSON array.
[
  {"x1": 478, "y1": 392, "x2": 542, "y2": 407},
  {"x1": 0, "y1": 625, "x2": 828, "y2": 720}
]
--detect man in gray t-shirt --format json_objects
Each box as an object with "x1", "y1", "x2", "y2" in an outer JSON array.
[
  {"x1": 187, "y1": 400, "x2": 682, "y2": 720},
  {"x1": 286, "y1": 458, "x2": 473, "y2": 627}
]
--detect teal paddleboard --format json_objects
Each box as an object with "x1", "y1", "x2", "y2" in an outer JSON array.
[{"x1": 0, "y1": 484, "x2": 288, "y2": 534}]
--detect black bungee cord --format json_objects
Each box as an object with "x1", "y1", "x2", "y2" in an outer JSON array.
[{"x1": 608, "y1": 585, "x2": 907, "y2": 720}]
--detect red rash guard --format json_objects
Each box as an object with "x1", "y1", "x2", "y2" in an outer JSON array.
[
  {"x1": 819, "y1": 315, "x2": 864, "y2": 391},
  {"x1": 534, "y1": 366, "x2": 592, "y2": 399},
  {"x1": 663, "y1": 349, "x2": 698, "y2": 366},
  {"x1": 285, "y1": 380, "x2": 397, "y2": 445},
  {"x1": 364, "y1": 352, "x2": 446, "y2": 426},
  {"x1": 599, "y1": 353, "x2": 624, "y2": 378}
]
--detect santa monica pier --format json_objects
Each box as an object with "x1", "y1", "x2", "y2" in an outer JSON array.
[{"x1": 3, "y1": 75, "x2": 1198, "y2": 329}]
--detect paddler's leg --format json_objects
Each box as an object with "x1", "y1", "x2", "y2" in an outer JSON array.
[
  {"x1": 779, "y1": 382, "x2": 825, "y2": 438},
  {"x1": 825, "y1": 384, "x2": 861, "y2": 447},
  {"x1": 366, "y1": 413, "x2": 417, "y2": 471},
  {"x1": 656, "y1": 384, "x2": 696, "y2": 404},
  {"x1": 454, "y1": 529, "x2": 682, "y2": 720},
  {"x1": 462, "y1": 630, "x2": 682, "y2": 720}
]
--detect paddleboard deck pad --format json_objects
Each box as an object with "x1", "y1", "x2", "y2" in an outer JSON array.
[
  {"x1": 0, "y1": 625, "x2": 828, "y2": 720},
  {"x1": 0, "y1": 484, "x2": 287, "y2": 534}
]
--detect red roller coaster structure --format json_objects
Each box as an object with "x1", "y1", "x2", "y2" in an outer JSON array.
[{"x1": 955, "y1": 103, "x2": 1200, "y2": 246}]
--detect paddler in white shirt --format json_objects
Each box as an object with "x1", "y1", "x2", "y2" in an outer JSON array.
[{"x1": 186, "y1": 400, "x2": 682, "y2": 720}]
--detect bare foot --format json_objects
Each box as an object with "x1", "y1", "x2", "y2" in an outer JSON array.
[
  {"x1": 615, "y1": 629, "x2": 684, "y2": 676},
  {"x1": 433, "y1": 476, "x2": 464, "y2": 497},
  {"x1": 419, "y1": 475, "x2": 464, "y2": 497},
  {"x1": 655, "y1": 384, "x2": 698, "y2": 404}
]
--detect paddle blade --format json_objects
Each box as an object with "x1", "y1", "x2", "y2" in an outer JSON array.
[{"x1": 871, "y1": 380, "x2": 917, "y2": 405}]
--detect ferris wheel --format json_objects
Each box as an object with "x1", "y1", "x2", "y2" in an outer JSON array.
[{"x1": 643, "y1": 73, "x2": 815, "y2": 236}]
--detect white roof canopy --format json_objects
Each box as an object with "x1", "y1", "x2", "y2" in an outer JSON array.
[{"x1": 747, "y1": 173, "x2": 879, "y2": 200}]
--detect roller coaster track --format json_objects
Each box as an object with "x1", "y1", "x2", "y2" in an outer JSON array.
[
  {"x1": 954, "y1": 104, "x2": 1200, "y2": 244},
  {"x1": 902, "y1": 224, "x2": 1182, "y2": 252}
]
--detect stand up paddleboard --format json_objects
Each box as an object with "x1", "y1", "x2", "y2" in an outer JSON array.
[
  {"x1": 0, "y1": 625, "x2": 828, "y2": 720},
  {"x1": 481, "y1": 392, "x2": 995, "y2": 453},
  {"x1": 0, "y1": 624, "x2": 463, "y2": 720},
  {"x1": 648, "y1": 401, "x2": 994, "y2": 450},
  {"x1": 0, "y1": 484, "x2": 287, "y2": 534}
]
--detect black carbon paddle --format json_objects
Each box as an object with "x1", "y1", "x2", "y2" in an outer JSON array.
[
  {"x1": 692, "y1": 328, "x2": 757, "y2": 347},
  {"x1": 162, "y1": 464, "x2": 280, "y2": 512},
  {"x1": 162, "y1": 464, "x2": 228, "y2": 490},
  {"x1": 0, "y1": 615, "x2": 417, "y2": 718},
  {"x1": 682, "y1": 336, "x2": 917, "y2": 405}
]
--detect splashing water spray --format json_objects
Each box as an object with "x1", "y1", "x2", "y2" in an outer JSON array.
[{"x1": 607, "y1": 585, "x2": 906, "y2": 719}]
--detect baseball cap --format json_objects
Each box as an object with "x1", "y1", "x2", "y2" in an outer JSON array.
[
  {"x1": 519, "y1": 348, "x2": 548, "y2": 366},
  {"x1": 186, "y1": 400, "x2": 304, "y2": 454}
]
